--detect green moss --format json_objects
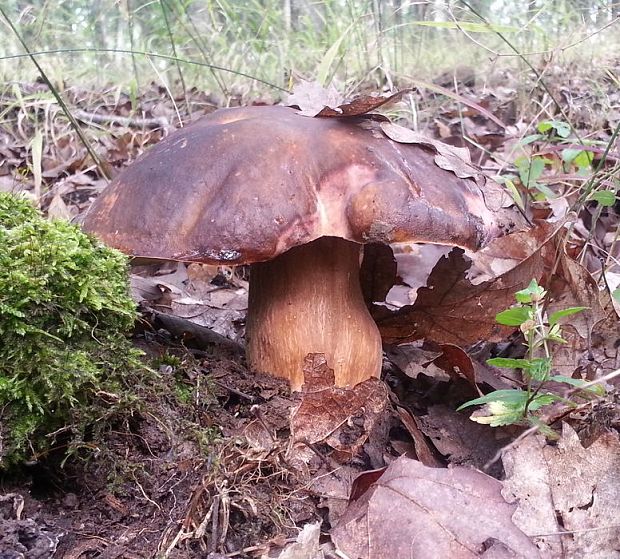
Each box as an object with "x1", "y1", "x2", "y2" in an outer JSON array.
[{"x1": 0, "y1": 193, "x2": 141, "y2": 467}]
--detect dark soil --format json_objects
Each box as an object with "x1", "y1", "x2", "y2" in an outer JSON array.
[
  {"x1": 0, "y1": 336, "x2": 319, "y2": 558},
  {"x1": 2, "y1": 328, "x2": 615, "y2": 558}
]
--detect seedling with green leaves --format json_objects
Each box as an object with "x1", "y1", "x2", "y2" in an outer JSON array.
[
  {"x1": 458, "y1": 279, "x2": 604, "y2": 433},
  {"x1": 500, "y1": 119, "x2": 618, "y2": 210}
]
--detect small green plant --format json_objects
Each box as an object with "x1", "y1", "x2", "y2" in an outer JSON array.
[
  {"x1": 499, "y1": 118, "x2": 614, "y2": 209},
  {"x1": 0, "y1": 192, "x2": 141, "y2": 467},
  {"x1": 458, "y1": 279, "x2": 604, "y2": 433}
]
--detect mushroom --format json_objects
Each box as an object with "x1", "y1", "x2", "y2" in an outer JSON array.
[{"x1": 83, "y1": 105, "x2": 519, "y2": 391}]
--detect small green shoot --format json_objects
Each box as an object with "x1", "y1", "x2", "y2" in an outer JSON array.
[
  {"x1": 537, "y1": 119, "x2": 571, "y2": 139},
  {"x1": 507, "y1": 119, "x2": 603, "y2": 206},
  {"x1": 514, "y1": 155, "x2": 556, "y2": 200},
  {"x1": 588, "y1": 190, "x2": 617, "y2": 207},
  {"x1": 458, "y1": 279, "x2": 601, "y2": 432}
]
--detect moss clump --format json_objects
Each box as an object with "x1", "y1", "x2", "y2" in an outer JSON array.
[{"x1": 0, "y1": 193, "x2": 140, "y2": 467}]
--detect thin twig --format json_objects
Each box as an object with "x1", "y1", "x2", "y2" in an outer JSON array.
[
  {"x1": 159, "y1": 0, "x2": 190, "y2": 115},
  {"x1": 210, "y1": 378, "x2": 255, "y2": 402},
  {"x1": 74, "y1": 109, "x2": 170, "y2": 129},
  {"x1": 532, "y1": 524, "x2": 620, "y2": 538}
]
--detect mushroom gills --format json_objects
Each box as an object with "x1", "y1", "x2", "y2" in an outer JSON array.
[{"x1": 246, "y1": 236, "x2": 383, "y2": 391}]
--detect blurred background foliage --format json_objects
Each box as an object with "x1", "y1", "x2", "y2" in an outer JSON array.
[{"x1": 1, "y1": 0, "x2": 619, "y2": 99}]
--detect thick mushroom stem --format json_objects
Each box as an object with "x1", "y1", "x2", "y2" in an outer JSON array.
[{"x1": 246, "y1": 236, "x2": 383, "y2": 391}]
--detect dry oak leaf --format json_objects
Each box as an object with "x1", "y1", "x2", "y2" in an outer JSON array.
[
  {"x1": 384, "y1": 342, "x2": 446, "y2": 380},
  {"x1": 416, "y1": 404, "x2": 509, "y2": 478},
  {"x1": 374, "y1": 248, "x2": 538, "y2": 346},
  {"x1": 381, "y1": 121, "x2": 483, "y2": 183},
  {"x1": 287, "y1": 81, "x2": 410, "y2": 118},
  {"x1": 467, "y1": 220, "x2": 559, "y2": 284},
  {"x1": 374, "y1": 222, "x2": 559, "y2": 346},
  {"x1": 290, "y1": 354, "x2": 389, "y2": 460},
  {"x1": 547, "y1": 251, "x2": 620, "y2": 380},
  {"x1": 502, "y1": 424, "x2": 620, "y2": 558},
  {"x1": 331, "y1": 455, "x2": 540, "y2": 559}
]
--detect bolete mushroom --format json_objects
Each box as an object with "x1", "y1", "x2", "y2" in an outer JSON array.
[{"x1": 83, "y1": 105, "x2": 519, "y2": 391}]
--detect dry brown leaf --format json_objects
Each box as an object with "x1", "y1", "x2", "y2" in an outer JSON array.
[
  {"x1": 375, "y1": 224, "x2": 559, "y2": 346},
  {"x1": 331, "y1": 455, "x2": 540, "y2": 559},
  {"x1": 467, "y1": 220, "x2": 558, "y2": 284},
  {"x1": 384, "y1": 342, "x2": 447, "y2": 380},
  {"x1": 286, "y1": 81, "x2": 410, "y2": 118},
  {"x1": 262, "y1": 522, "x2": 321, "y2": 559},
  {"x1": 242, "y1": 418, "x2": 277, "y2": 455},
  {"x1": 416, "y1": 405, "x2": 510, "y2": 477},
  {"x1": 46, "y1": 192, "x2": 75, "y2": 220},
  {"x1": 380, "y1": 122, "x2": 481, "y2": 180},
  {"x1": 396, "y1": 407, "x2": 443, "y2": 467},
  {"x1": 380, "y1": 121, "x2": 521, "y2": 220},
  {"x1": 375, "y1": 249, "x2": 537, "y2": 346},
  {"x1": 434, "y1": 343, "x2": 477, "y2": 386},
  {"x1": 547, "y1": 252, "x2": 620, "y2": 380},
  {"x1": 290, "y1": 354, "x2": 389, "y2": 462},
  {"x1": 130, "y1": 262, "x2": 248, "y2": 343},
  {"x1": 502, "y1": 424, "x2": 620, "y2": 558},
  {"x1": 348, "y1": 467, "x2": 387, "y2": 501},
  {"x1": 306, "y1": 464, "x2": 363, "y2": 529},
  {"x1": 313, "y1": 90, "x2": 409, "y2": 118}
]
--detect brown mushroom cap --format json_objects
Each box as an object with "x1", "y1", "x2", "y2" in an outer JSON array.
[{"x1": 82, "y1": 105, "x2": 516, "y2": 264}]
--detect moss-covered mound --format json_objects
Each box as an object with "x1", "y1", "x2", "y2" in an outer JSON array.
[{"x1": 0, "y1": 193, "x2": 139, "y2": 467}]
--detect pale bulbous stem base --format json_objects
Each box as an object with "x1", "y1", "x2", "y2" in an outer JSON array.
[{"x1": 246, "y1": 236, "x2": 383, "y2": 391}]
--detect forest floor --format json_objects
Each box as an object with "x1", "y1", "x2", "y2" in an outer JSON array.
[{"x1": 1, "y1": 58, "x2": 620, "y2": 558}]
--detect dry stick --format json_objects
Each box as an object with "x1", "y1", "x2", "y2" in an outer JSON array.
[
  {"x1": 210, "y1": 378, "x2": 255, "y2": 403},
  {"x1": 0, "y1": 8, "x2": 111, "y2": 180},
  {"x1": 74, "y1": 109, "x2": 170, "y2": 129}
]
